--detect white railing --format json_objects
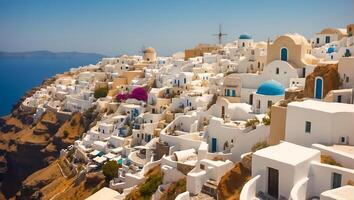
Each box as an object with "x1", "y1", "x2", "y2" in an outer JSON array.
[
  {"x1": 290, "y1": 177, "x2": 309, "y2": 200},
  {"x1": 240, "y1": 175, "x2": 261, "y2": 200}
]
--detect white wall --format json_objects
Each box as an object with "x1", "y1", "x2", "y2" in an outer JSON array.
[
  {"x1": 285, "y1": 103, "x2": 354, "y2": 147},
  {"x1": 308, "y1": 162, "x2": 354, "y2": 198}
]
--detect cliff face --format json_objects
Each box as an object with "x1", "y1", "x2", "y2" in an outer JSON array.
[
  {"x1": 304, "y1": 64, "x2": 340, "y2": 98},
  {"x1": 0, "y1": 88, "x2": 87, "y2": 199},
  {"x1": 16, "y1": 159, "x2": 105, "y2": 200}
]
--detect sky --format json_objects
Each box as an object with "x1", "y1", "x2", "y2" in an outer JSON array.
[{"x1": 0, "y1": 0, "x2": 353, "y2": 56}]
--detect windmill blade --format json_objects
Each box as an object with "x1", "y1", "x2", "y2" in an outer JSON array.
[{"x1": 140, "y1": 45, "x2": 146, "y2": 54}]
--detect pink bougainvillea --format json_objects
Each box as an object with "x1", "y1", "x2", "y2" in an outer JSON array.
[
  {"x1": 128, "y1": 87, "x2": 148, "y2": 102},
  {"x1": 116, "y1": 93, "x2": 128, "y2": 102}
]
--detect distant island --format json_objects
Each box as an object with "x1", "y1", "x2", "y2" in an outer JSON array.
[{"x1": 0, "y1": 50, "x2": 106, "y2": 59}]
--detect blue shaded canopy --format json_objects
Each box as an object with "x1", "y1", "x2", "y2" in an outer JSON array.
[
  {"x1": 327, "y1": 46, "x2": 336, "y2": 54},
  {"x1": 256, "y1": 80, "x2": 285, "y2": 96}
]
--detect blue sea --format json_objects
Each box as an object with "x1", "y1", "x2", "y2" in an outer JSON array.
[{"x1": 0, "y1": 57, "x2": 102, "y2": 116}]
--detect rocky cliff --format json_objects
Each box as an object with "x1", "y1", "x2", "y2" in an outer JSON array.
[{"x1": 0, "y1": 79, "x2": 93, "y2": 199}]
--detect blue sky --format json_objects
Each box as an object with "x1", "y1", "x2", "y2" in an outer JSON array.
[{"x1": 0, "y1": 0, "x2": 353, "y2": 56}]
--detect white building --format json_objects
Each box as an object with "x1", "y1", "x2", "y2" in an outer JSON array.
[
  {"x1": 252, "y1": 80, "x2": 285, "y2": 114},
  {"x1": 285, "y1": 100, "x2": 354, "y2": 147},
  {"x1": 241, "y1": 142, "x2": 354, "y2": 200}
]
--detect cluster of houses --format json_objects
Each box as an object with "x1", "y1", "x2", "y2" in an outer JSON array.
[{"x1": 23, "y1": 24, "x2": 354, "y2": 200}]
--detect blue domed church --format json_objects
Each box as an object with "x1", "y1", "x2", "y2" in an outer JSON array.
[{"x1": 252, "y1": 80, "x2": 285, "y2": 113}]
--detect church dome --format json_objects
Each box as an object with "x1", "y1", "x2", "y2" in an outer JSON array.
[
  {"x1": 256, "y1": 80, "x2": 285, "y2": 96},
  {"x1": 239, "y1": 34, "x2": 252, "y2": 40},
  {"x1": 144, "y1": 47, "x2": 156, "y2": 53}
]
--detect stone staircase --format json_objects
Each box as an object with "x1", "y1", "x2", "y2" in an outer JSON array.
[{"x1": 201, "y1": 179, "x2": 218, "y2": 198}]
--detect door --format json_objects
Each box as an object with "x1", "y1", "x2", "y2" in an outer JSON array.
[
  {"x1": 302, "y1": 68, "x2": 306, "y2": 78},
  {"x1": 232, "y1": 90, "x2": 236, "y2": 97},
  {"x1": 221, "y1": 106, "x2": 225, "y2": 118},
  {"x1": 315, "y1": 77, "x2": 323, "y2": 99},
  {"x1": 332, "y1": 173, "x2": 342, "y2": 189},
  {"x1": 211, "y1": 138, "x2": 217, "y2": 153},
  {"x1": 281, "y1": 48, "x2": 288, "y2": 61},
  {"x1": 268, "y1": 167, "x2": 279, "y2": 198},
  {"x1": 249, "y1": 94, "x2": 253, "y2": 105}
]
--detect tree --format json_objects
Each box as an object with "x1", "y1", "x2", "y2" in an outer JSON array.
[
  {"x1": 94, "y1": 86, "x2": 108, "y2": 99},
  {"x1": 129, "y1": 87, "x2": 148, "y2": 102},
  {"x1": 63, "y1": 130, "x2": 69, "y2": 138},
  {"x1": 102, "y1": 160, "x2": 121, "y2": 181}
]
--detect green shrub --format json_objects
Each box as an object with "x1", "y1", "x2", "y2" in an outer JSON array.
[
  {"x1": 63, "y1": 130, "x2": 69, "y2": 138},
  {"x1": 139, "y1": 172, "x2": 162, "y2": 198},
  {"x1": 321, "y1": 155, "x2": 342, "y2": 167},
  {"x1": 94, "y1": 87, "x2": 108, "y2": 99},
  {"x1": 262, "y1": 112, "x2": 271, "y2": 125},
  {"x1": 251, "y1": 141, "x2": 269, "y2": 152},
  {"x1": 245, "y1": 118, "x2": 259, "y2": 128},
  {"x1": 102, "y1": 160, "x2": 120, "y2": 181}
]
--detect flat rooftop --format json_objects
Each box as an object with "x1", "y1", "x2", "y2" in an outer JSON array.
[
  {"x1": 321, "y1": 185, "x2": 354, "y2": 200},
  {"x1": 288, "y1": 99, "x2": 354, "y2": 113},
  {"x1": 254, "y1": 142, "x2": 320, "y2": 166},
  {"x1": 85, "y1": 187, "x2": 119, "y2": 200}
]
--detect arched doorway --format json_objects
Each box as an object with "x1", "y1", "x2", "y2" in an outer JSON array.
[
  {"x1": 281, "y1": 48, "x2": 288, "y2": 61},
  {"x1": 315, "y1": 77, "x2": 323, "y2": 99}
]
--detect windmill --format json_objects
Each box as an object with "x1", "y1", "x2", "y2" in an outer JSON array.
[
  {"x1": 213, "y1": 24, "x2": 227, "y2": 44},
  {"x1": 139, "y1": 45, "x2": 146, "y2": 55}
]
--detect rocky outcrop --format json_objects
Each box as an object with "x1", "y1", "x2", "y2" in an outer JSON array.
[
  {"x1": 304, "y1": 64, "x2": 340, "y2": 98},
  {"x1": 16, "y1": 158, "x2": 105, "y2": 200},
  {"x1": 0, "y1": 108, "x2": 87, "y2": 199}
]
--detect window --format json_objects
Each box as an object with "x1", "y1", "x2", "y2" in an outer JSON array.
[
  {"x1": 226, "y1": 89, "x2": 230, "y2": 96},
  {"x1": 337, "y1": 95, "x2": 342, "y2": 103},
  {"x1": 305, "y1": 121, "x2": 311, "y2": 133},
  {"x1": 281, "y1": 48, "x2": 288, "y2": 61},
  {"x1": 267, "y1": 100, "x2": 272, "y2": 108},
  {"x1": 341, "y1": 136, "x2": 346, "y2": 143},
  {"x1": 242, "y1": 42, "x2": 245, "y2": 47},
  {"x1": 257, "y1": 100, "x2": 261, "y2": 109},
  {"x1": 325, "y1": 36, "x2": 330, "y2": 43},
  {"x1": 316, "y1": 38, "x2": 320, "y2": 44},
  {"x1": 276, "y1": 68, "x2": 279, "y2": 74},
  {"x1": 200, "y1": 164, "x2": 205, "y2": 170},
  {"x1": 137, "y1": 134, "x2": 140, "y2": 138},
  {"x1": 346, "y1": 77, "x2": 349, "y2": 83},
  {"x1": 184, "y1": 78, "x2": 186, "y2": 84},
  {"x1": 332, "y1": 173, "x2": 342, "y2": 189}
]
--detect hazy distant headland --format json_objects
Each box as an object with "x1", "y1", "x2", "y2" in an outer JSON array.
[{"x1": 0, "y1": 50, "x2": 106, "y2": 59}]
